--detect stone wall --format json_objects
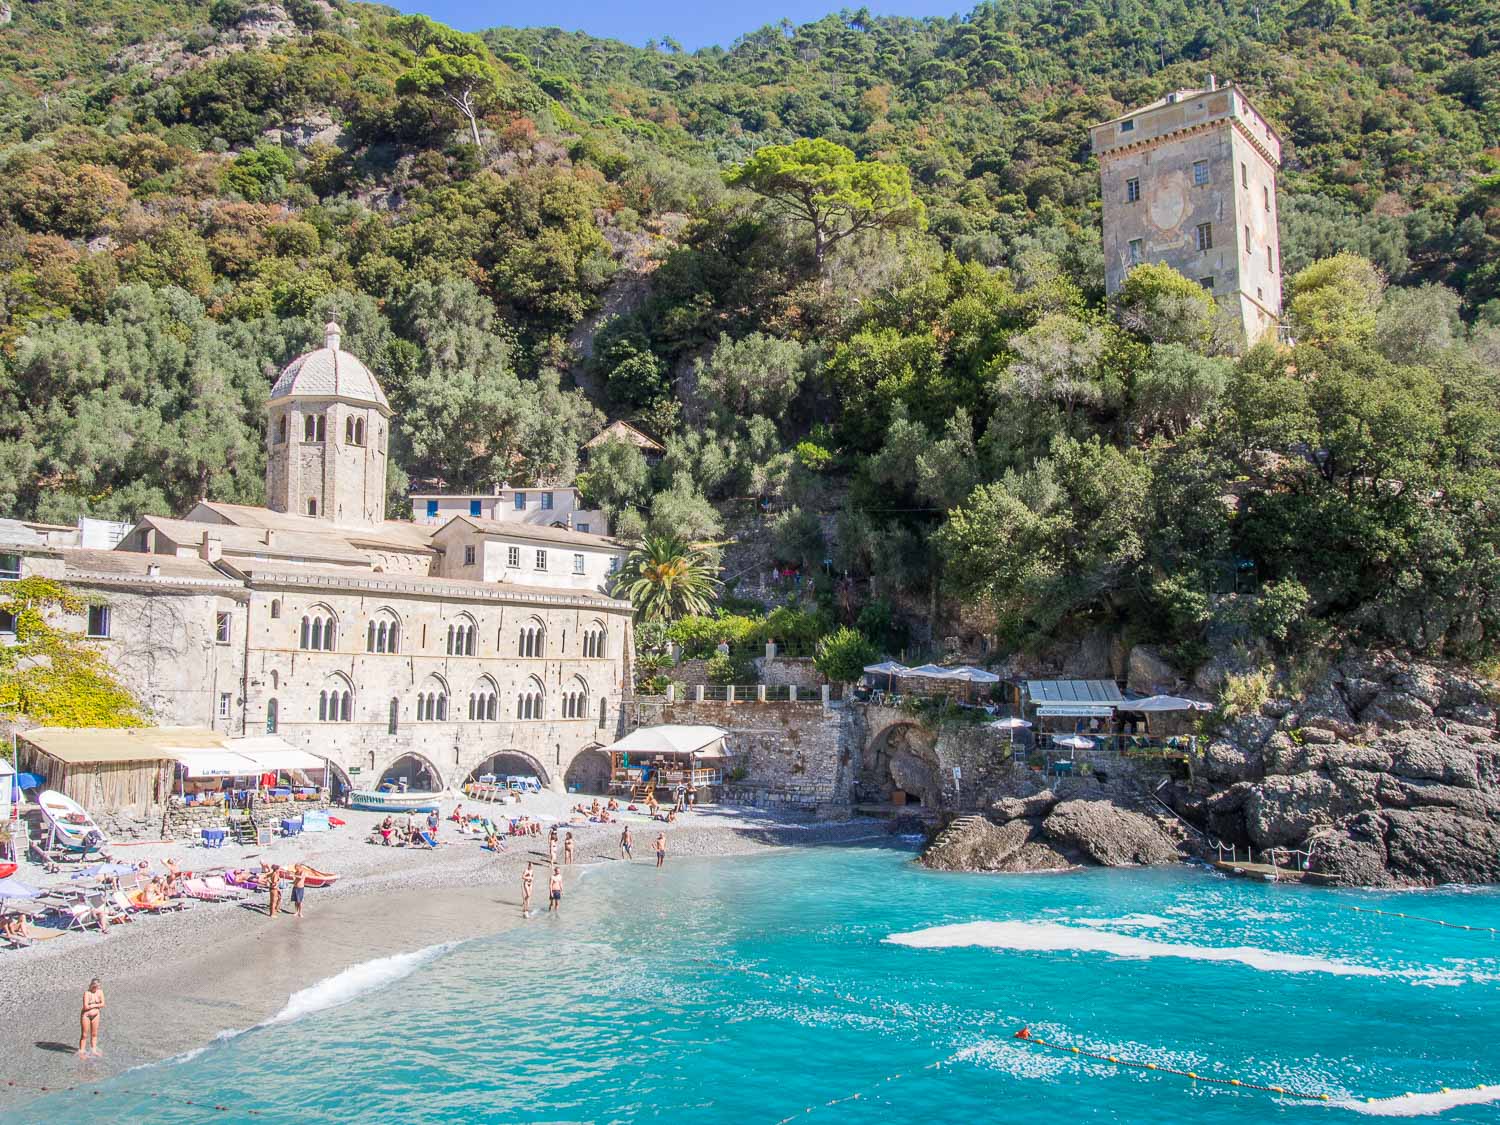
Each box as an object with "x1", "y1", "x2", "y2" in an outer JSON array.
[
  {"x1": 755, "y1": 656, "x2": 824, "y2": 688},
  {"x1": 654, "y1": 699, "x2": 854, "y2": 815}
]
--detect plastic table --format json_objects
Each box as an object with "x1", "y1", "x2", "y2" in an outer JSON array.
[{"x1": 201, "y1": 827, "x2": 227, "y2": 848}]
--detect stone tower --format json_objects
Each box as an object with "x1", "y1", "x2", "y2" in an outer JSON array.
[
  {"x1": 1090, "y1": 78, "x2": 1283, "y2": 346},
  {"x1": 265, "y1": 322, "x2": 391, "y2": 527}
]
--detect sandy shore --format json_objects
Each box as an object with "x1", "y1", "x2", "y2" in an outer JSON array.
[{"x1": 0, "y1": 795, "x2": 891, "y2": 1110}]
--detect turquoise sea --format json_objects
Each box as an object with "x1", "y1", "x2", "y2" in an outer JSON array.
[{"x1": 21, "y1": 843, "x2": 1500, "y2": 1124}]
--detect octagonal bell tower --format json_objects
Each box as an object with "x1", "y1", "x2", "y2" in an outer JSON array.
[{"x1": 265, "y1": 321, "x2": 392, "y2": 527}]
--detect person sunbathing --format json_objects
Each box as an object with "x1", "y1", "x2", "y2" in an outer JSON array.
[
  {"x1": 607, "y1": 798, "x2": 620, "y2": 812},
  {"x1": 378, "y1": 816, "x2": 395, "y2": 845},
  {"x1": 2, "y1": 913, "x2": 28, "y2": 942}
]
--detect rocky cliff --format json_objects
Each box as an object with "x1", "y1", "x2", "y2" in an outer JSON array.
[{"x1": 921, "y1": 654, "x2": 1500, "y2": 887}]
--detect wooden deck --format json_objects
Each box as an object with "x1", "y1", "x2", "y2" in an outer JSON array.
[{"x1": 1210, "y1": 859, "x2": 1339, "y2": 886}]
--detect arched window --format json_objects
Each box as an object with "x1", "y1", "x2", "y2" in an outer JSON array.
[
  {"x1": 318, "y1": 674, "x2": 353, "y2": 722},
  {"x1": 417, "y1": 676, "x2": 448, "y2": 722},
  {"x1": 345, "y1": 416, "x2": 355, "y2": 444},
  {"x1": 388, "y1": 697, "x2": 399, "y2": 735},
  {"x1": 299, "y1": 606, "x2": 337, "y2": 651},
  {"x1": 315, "y1": 414, "x2": 326, "y2": 441},
  {"x1": 447, "y1": 615, "x2": 477, "y2": 656},
  {"x1": 518, "y1": 618, "x2": 546, "y2": 658},
  {"x1": 517, "y1": 676, "x2": 545, "y2": 720},
  {"x1": 563, "y1": 677, "x2": 589, "y2": 719},
  {"x1": 276, "y1": 416, "x2": 287, "y2": 444},
  {"x1": 304, "y1": 414, "x2": 316, "y2": 442},
  {"x1": 355, "y1": 418, "x2": 365, "y2": 445},
  {"x1": 270, "y1": 598, "x2": 281, "y2": 620},
  {"x1": 583, "y1": 622, "x2": 607, "y2": 659},
  {"x1": 469, "y1": 677, "x2": 498, "y2": 722},
  {"x1": 266, "y1": 698, "x2": 278, "y2": 733},
  {"x1": 307, "y1": 498, "x2": 318, "y2": 516},
  {"x1": 365, "y1": 609, "x2": 399, "y2": 654}
]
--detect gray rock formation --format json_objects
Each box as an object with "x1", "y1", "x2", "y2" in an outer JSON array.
[
  {"x1": 1041, "y1": 799, "x2": 1181, "y2": 866},
  {"x1": 919, "y1": 815, "x2": 1073, "y2": 873}
]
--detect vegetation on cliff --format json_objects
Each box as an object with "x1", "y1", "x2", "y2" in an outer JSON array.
[{"x1": 1, "y1": 0, "x2": 1498, "y2": 668}]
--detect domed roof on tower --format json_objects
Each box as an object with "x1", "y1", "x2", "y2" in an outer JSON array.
[{"x1": 269, "y1": 321, "x2": 391, "y2": 414}]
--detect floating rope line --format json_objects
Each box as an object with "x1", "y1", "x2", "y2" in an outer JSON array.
[
  {"x1": 3, "y1": 1078, "x2": 264, "y2": 1114},
  {"x1": 1344, "y1": 905, "x2": 1499, "y2": 935},
  {"x1": 1010, "y1": 1027, "x2": 1330, "y2": 1100},
  {"x1": 771, "y1": 1059, "x2": 948, "y2": 1125}
]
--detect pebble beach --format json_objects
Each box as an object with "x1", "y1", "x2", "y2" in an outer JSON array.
[{"x1": 0, "y1": 795, "x2": 889, "y2": 1110}]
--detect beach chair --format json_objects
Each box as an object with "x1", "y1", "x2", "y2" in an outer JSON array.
[
  {"x1": 62, "y1": 900, "x2": 102, "y2": 933},
  {"x1": 202, "y1": 875, "x2": 244, "y2": 898},
  {"x1": 416, "y1": 830, "x2": 439, "y2": 848},
  {"x1": 96, "y1": 892, "x2": 135, "y2": 924},
  {"x1": 181, "y1": 877, "x2": 231, "y2": 902}
]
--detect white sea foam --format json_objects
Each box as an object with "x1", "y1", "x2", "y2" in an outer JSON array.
[
  {"x1": 1072, "y1": 913, "x2": 1175, "y2": 929},
  {"x1": 264, "y1": 940, "x2": 458, "y2": 1026},
  {"x1": 885, "y1": 921, "x2": 1389, "y2": 977},
  {"x1": 1336, "y1": 1086, "x2": 1500, "y2": 1116}
]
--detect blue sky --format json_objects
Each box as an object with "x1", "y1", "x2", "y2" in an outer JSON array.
[{"x1": 398, "y1": 1, "x2": 966, "y2": 50}]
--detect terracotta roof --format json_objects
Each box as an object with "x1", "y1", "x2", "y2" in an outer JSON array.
[
  {"x1": 268, "y1": 322, "x2": 390, "y2": 412},
  {"x1": 59, "y1": 548, "x2": 233, "y2": 585},
  {"x1": 584, "y1": 419, "x2": 665, "y2": 453},
  {"x1": 136, "y1": 515, "x2": 372, "y2": 566},
  {"x1": 436, "y1": 515, "x2": 625, "y2": 550}
]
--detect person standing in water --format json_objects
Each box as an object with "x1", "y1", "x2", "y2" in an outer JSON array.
[
  {"x1": 548, "y1": 866, "x2": 563, "y2": 913},
  {"x1": 564, "y1": 831, "x2": 575, "y2": 865},
  {"x1": 521, "y1": 863, "x2": 534, "y2": 916},
  {"x1": 655, "y1": 832, "x2": 666, "y2": 868},
  {"x1": 266, "y1": 865, "x2": 283, "y2": 917},
  {"x1": 291, "y1": 863, "x2": 307, "y2": 919},
  {"x1": 620, "y1": 824, "x2": 633, "y2": 861},
  {"x1": 78, "y1": 978, "x2": 105, "y2": 1058}
]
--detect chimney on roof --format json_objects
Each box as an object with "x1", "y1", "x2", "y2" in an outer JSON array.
[
  {"x1": 1207, "y1": 73, "x2": 1217, "y2": 90},
  {"x1": 324, "y1": 320, "x2": 342, "y2": 351},
  {"x1": 265, "y1": 529, "x2": 277, "y2": 548},
  {"x1": 147, "y1": 563, "x2": 161, "y2": 577},
  {"x1": 200, "y1": 531, "x2": 222, "y2": 564}
]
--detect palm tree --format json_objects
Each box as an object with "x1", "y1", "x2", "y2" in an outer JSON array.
[{"x1": 612, "y1": 534, "x2": 721, "y2": 622}]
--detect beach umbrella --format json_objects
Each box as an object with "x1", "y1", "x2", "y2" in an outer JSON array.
[
  {"x1": 0, "y1": 874, "x2": 40, "y2": 906},
  {"x1": 1118, "y1": 695, "x2": 1213, "y2": 713},
  {"x1": 863, "y1": 660, "x2": 909, "y2": 692},
  {"x1": 989, "y1": 717, "x2": 1032, "y2": 731},
  {"x1": 1053, "y1": 734, "x2": 1095, "y2": 750},
  {"x1": 949, "y1": 666, "x2": 1001, "y2": 684}
]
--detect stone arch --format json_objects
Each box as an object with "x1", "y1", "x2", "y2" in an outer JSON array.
[
  {"x1": 583, "y1": 618, "x2": 608, "y2": 659},
  {"x1": 563, "y1": 744, "x2": 610, "y2": 795},
  {"x1": 516, "y1": 674, "x2": 546, "y2": 720},
  {"x1": 299, "y1": 602, "x2": 338, "y2": 651},
  {"x1": 447, "y1": 611, "x2": 477, "y2": 656},
  {"x1": 323, "y1": 758, "x2": 353, "y2": 799},
  {"x1": 377, "y1": 752, "x2": 445, "y2": 793},
  {"x1": 860, "y1": 721, "x2": 944, "y2": 807},
  {"x1": 562, "y1": 674, "x2": 589, "y2": 719},
  {"x1": 518, "y1": 615, "x2": 547, "y2": 658},
  {"x1": 466, "y1": 750, "x2": 550, "y2": 788},
  {"x1": 318, "y1": 671, "x2": 354, "y2": 722}
]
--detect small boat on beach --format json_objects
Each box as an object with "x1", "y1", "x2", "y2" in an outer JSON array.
[
  {"x1": 37, "y1": 790, "x2": 109, "y2": 854},
  {"x1": 348, "y1": 789, "x2": 442, "y2": 814}
]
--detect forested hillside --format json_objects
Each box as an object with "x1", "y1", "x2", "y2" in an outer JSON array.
[{"x1": 1, "y1": 0, "x2": 1498, "y2": 671}]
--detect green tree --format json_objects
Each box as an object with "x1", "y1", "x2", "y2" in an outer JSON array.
[
  {"x1": 1288, "y1": 253, "x2": 1385, "y2": 344},
  {"x1": 577, "y1": 437, "x2": 650, "y2": 518},
  {"x1": 0, "y1": 578, "x2": 143, "y2": 726},
  {"x1": 1113, "y1": 263, "x2": 1217, "y2": 348},
  {"x1": 613, "y1": 533, "x2": 723, "y2": 622},
  {"x1": 813, "y1": 625, "x2": 879, "y2": 684},
  {"x1": 693, "y1": 332, "x2": 806, "y2": 425},
  {"x1": 724, "y1": 139, "x2": 924, "y2": 269},
  {"x1": 392, "y1": 16, "x2": 505, "y2": 148}
]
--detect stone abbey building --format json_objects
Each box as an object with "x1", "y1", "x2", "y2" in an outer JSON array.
[
  {"x1": 1091, "y1": 78, "x2": 1283, "y2": 345},
  {"x1": 2, "y1": 324, "x2": 634, "y2": 794}
]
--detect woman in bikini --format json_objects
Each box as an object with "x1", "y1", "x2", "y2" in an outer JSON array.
[
  {"x1": 267, "y1": 866, "x2": 283, "y2": 917},
  {"x1": 78, "y1": 979, "x2": 105, "y2": 1057}
]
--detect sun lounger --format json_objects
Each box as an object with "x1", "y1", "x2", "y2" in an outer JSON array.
[
  {"x1": 182, "y1": 877, "x2": 234, "y2": 901},
  {"x1": 62, "y1": 901, "x2": 102, "y2": 933},
  {"x1": 101, "y1": 891, "x2": 138, "y2": 923},
  {"x1": 203, "y1": 875, "x2": 243, "y2": 898}
]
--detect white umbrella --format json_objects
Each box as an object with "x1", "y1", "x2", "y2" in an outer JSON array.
[
  {"x1": 950, "y1": 665, "x2": 1001, "y2": 684},
  {"x1": 1119, "y1": 695, "x2": 1213, "y2": 712},
  {"x1": 1053, "y1": 735, "x2": 1095, "y2": 750},
  {"x1": 863, "y1": 661, "x2": 909, "y2": 692},
  {"x1": 903, "y1": 663, "x2": 958, "y2": 678},
  {"x1": 989, "y1": 717, "x2": 1032, "y2": 731}
]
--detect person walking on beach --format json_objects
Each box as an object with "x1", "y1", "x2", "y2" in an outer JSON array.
[
  {"x1": 78, "y1": 978, "x2": 105, "y2": 1058},
  {"x1": 522, "y1": 863, "x2": 534, "y2": 916},
  {"x1": 655, "y1": 832, "x2": 666, "y2": 868},
  {"x1": 291, "y1": 863, "x2": 307, "y2": 920},
  {"x1": 548, "y1": 826, "x2": 558, "y2": 864},
  {"x1": 620, "y1": 824, "x2": 633, "y2": 861},
  {"x1": 564, "y1": 831, "x2": 575, "y2": 865},
  {"x1": 548, "y1": 866, "x2": 563, "y2": 913},
  {"x1": 266, "y1": 865, "x2": 283, "y2": 917}
]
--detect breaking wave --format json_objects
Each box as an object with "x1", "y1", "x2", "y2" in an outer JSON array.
[{"x1": 1336, "y1": 1086, "x2": 1500, "y2": 1117}]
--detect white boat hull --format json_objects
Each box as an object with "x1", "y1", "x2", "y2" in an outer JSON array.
[
  {"x1": 37, "y1": 789, "x2": 109, "y2": 852},
  {"x1": 348, "y1": 789, "x2": 443, "y2": 813}
]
